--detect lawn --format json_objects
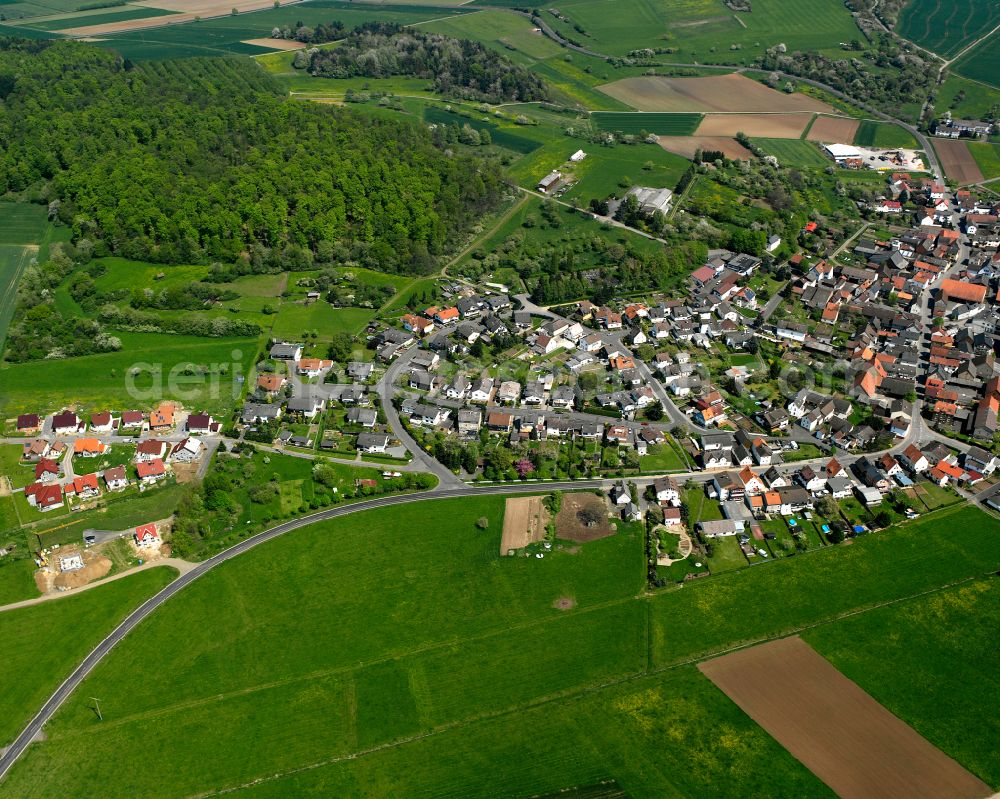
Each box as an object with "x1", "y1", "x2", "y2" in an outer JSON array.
[
  {"x1": 968, "y1": 141, "x2": 1000, "y2": 181},
  {"x1": 754, "y1": 137, "x2": 830, "y2": 169},
  {"x1": 683, "y1": 485, "x2": 723, "y2": 523},
  {"x1": 806, "y1": 577, "x2": 1000, "y2": 787},
  {"x1": 705, "y1": 534, "x2": 748, "y2": 572},
  {"x1": 896, "y1": 0, "x2": 1000, "y2": 58},
  {"x1": 853, "y1": 120, "x2": 920, "y2": 149},
  {"x1": 0, "y1": 443, "x2": 35, "y2": 489},
  {"x1": 638, "y1": 441, "x2": 687, "y2": 472},
  {"x1": 0, "y1": 566, "x2": 176, "y2": 748},
  {"x1": 270, "y1": 301, "x2": 374, "y2": 339},
  {"x1": 0, "y1": 331, "x2": 260, "y2": 416}
]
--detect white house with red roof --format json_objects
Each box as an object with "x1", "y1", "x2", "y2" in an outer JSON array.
[{"x1": 133, "y1": 523, "x2": 160, "y2": 547}]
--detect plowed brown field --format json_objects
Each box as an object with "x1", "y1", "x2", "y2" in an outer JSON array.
[{"x1": 699, "y1": 636, "x2": 992, "y2": 799}]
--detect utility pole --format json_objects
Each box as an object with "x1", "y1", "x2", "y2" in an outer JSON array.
[{"x1": 91, "y1": 697, "x2": 103, "y2": 721}]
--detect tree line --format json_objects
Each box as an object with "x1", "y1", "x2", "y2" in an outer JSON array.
[{"x1": 306, "y1": 22, "x2": 548, "y2": 104}]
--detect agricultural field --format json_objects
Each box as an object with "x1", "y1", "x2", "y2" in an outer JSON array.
[
  {"x1": 599, "y1": 73, "x2": 834, "y2": 113},
  {"x1": 935, "y1": 137, "x2": 986, "y2": 184},
  {"x1": 806, "y1": 578, "x2": 1000, "y2": 788},
  {"x1": 420, "y1": 8, "x2": 563, "y2": 63},
  {"x1": 968, "y1": 141, "x2": 1000, "y2": 180},
  {"x1": 0, "y1": 331, "x2": 260, "y2": 416},
  {"x1": 560, "y1": 141, "x2": 690, "y2": 203},
  {"x1": 805, "y1": 114, "x2": 860, "y2": 143},
  {"x1": 853, "y1": 119, "x2": 919, "y2": 149},
  {"x1": 696, "y1": 112, "x2": 813, "y2": 138},
  {"x1": 700, "y1": 637, "x2": 991, "y2": 799},
  {"x1": 22, "y1": 5, "x2": 178, "y2": 31},
  {"x1": 0, "y1": 567, "x2": 176, "y2": 748},
  {"x1": 6, "y1": 497, "x2": 1000, "y2": 796},
  {"x1": 88, "y1": 0, "x2": 472, "y2": 59},
  {"x1": 954, "y1": 31, "x2": 1000, "y2": 91},
  {"x1": 591, "y1": 111, "x2": 702, "y2": 135},
  {"x1": 0, "y1": 203, "x2": 57, "y2": 354},
  {"x1": 522, "y1": 0, "x2": 861, "y2": 63},
  {"x1": 896, "y1": 0, "x2": 1000, "y2": 58},
  {"x1": 752, "y1": 137, "x2": 830, "y2": 168},
  {"x1": 657, "y1": 134, "x2": 752, "y2": 159}
]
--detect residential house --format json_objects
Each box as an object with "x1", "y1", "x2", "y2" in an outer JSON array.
[
  {"x1": 356, "y1": 433, "x2": 390, "y2": 454},
  {"x1": 898, "y1": 444, "x2": 929, "y2": 474},
  {"x1": 269, "y1": 342, "x2": 303, "y2": 361},
  {"x1": 134, "y1": 523, "x2": 161, "y2": 547},
  {"x1": 34, "y1": 458, "x2": 60, "y2": 482},
  {"x1": 187, "y1": 413, "x2": 215, "y2": 434},
  {"x1": 24, "y1": 481, "x2": 64, "y2": 512},
  {"x1": 73, "y1": 438, "x2": 108, "y2": 458},
  {"x1": 68, "y1": 473, "x2": 101, "y2": 500},
  {"x1": 149, "y1": 403, "x2": 175, "y2": 431},
  {"x1": 287, "y1": 396, "x2": 325, "y2": 419},
  {"x1": 52, "y1": 410, "x2": 82, "y2": 435},
  {"x1": 135, "y1": 439, "x2": 168, "y2": 462},
  {"x1": 652, "y1": 476, "x2": 681, "y2": 506},
  {"x1": 16, "y1": 414, "x2": 40, "y2": 434},
  {"x1": 169, "y1": 437, "x2": 203, "y2": 463},
  {"x1": 89, "y1": 412, "x2": 115, "y2": 434},
  {"x1": 104, "y1": 465, "x2": 128, "y2": 492},
  {"x1": 457, "y1": 409, "x2": 482, "y2": 436},
  {"x1": 21, "y1": 438, "x2": 51, "y2": 462},
  {"x1": 346, "y1": 407, "x2": 377, "y2": 428},
  {"x1": 297, "y1": 358, "x2": 334, "y2": 378},
  {"x1": 136, "y1": 458, "x2": 167, "y2": 485},
  {"x1": 241, "y1": 402, "x2": 282, "y2": 425}
]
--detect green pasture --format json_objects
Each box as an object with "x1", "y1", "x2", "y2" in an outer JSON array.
[
  {"x1": 562, "y1": 142, "x2": 690, "y2": 202},
  {"x1": 853, "y1": 120, "x2": 919, "y2": 149},
  {"x1": 897, "y1": 0, "x2": 1000, "y2": 58},
  {"x1": 270, "y1": 301, "x2": 374, "y2": 339},
  {"x1": 420, "y1": 8, "x2": 563, "y2": 64},
  {"x1": 591, "y1": 111, "x2": 702, "y2": 136},
  {"x1": 968, "y1": 141, "x2": 1000, "y2": 180},
  {"x1": 10, "y1": 497, "x2": 1000, "y2": 795},
  {"x1": 94, "y1": 0, "x2": 472, "y2": 59},
  {"x1": 0, "y1": 567, "x2": 176, "y2": 747},
  {"x1": 806, "y1": 577, "x2": 1000, "y2": 787},
  {"x1": 0, "y1": 0, "x2": 85, "y2": 22},
  {"x1": 754, "y1": 137, "x2": 830, "y2": 168},
  {"x1": 0, "y1": 203, "x2": 49, "y2": 245},
  {"x1": 0, "y1": 331, "x2": 259, "y2": 415},
  {"x1": 936, "y1": 74, "x2": 1000, "y2": 122}
]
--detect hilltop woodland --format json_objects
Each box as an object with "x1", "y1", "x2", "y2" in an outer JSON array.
[
  {"x1": 305, "y1": 23, "x2": 548, "y2": 104},
  {"x1": 0, "y1": 40, "x2": 505, "y2": 273}
]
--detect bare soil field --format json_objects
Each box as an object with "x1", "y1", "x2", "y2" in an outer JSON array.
[
  {"x1": 58, "y1": 0, "x2": 284, "y2": 34},
  {"x1": 554, "y1": 493, "x2": 616, "y2": 543},
  {"x1": 657, "y1": 135, "x2": 753, "y2": 160},
  {"x1": 936, "y1": 138, "x2": 986, "y2": 184},
  {"x1": 242, "y1": 37, "x2": 304, "y2": 51},
  {"x1": 499, "y1": 496, "x2": 548, "y2": 555},
  {"x1": 807, "y1": 115, "x2": 861, "y2": 143},
  {"x1": 699, "y1": 636, "x2": 992, "y2": 799},
  {"x1": 695, "y1": 113, "x2": 813, "y2": 139},
  {"x1": 597, "y1": 74, "x2": 835, "y2": 114}
]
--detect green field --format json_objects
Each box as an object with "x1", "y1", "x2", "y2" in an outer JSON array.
[
  {"x1": 516, "y1": 0, "x2": 861, "y2": 63},
  {"x1": 936, "y1": 74, "x2": 1000, "y2": 121},
  {"x1": 6, "y1": 497, "x2": 1000, "y2": 796},
  {"x1": 421, "y1": 8, "x2": 564, "y2": 63},
  {"x1": 93, "y1": 0, "x2": 472, "y2": 59},
  {"x1": 897, "y1": 0, "x2": 1000, "y2": 57},
  {"x1": 423, "y1": 105, "x2": 542, "y2": 154},
  {"x1": 968, "y1": 141, "x2": 1000, "y2": 180},
  {"x1": 0, "y1": 331, "x2": 259, "y2": 415},
  {"x1": 0, "y1": 567, "x2": 176, "y2": 747},
  {"x1": 0, "y1": 204, "x2": 57, "y2": 358},
  {"x1": 22, "y1": 4, "x2": 177, "y2": 30},
  {"x1": 806, "y1": 577, "x2": 1000, "y2": 787},
  {"x1": 954, "y1": 32, "x2": 1000, "y2": 91},
  {"x1": 754, "y1": 137, "x2": 830, "y2": 168},
  {"x1": 591, "y1": 111, "x2": 702, "y2": 135},
  {"x1": 853, "y1": 120, "x2": 920, "y2": 148},
  {"x1": 0, "y1": 0, "x2": 85, "y2": 22},
  {"x1": 0, "y1": 203, "x2": 49, "y2": 245},
  {"x1": 270, "y1": 301, "x2": 374, "y2": 339},
  {"x1": 562, "y1": 142, "x2": 691, "y2": 202}
]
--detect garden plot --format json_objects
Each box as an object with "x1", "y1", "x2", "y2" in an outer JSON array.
[{"x1": 499, "y1": 495, "x2": 549, "y2": 555}]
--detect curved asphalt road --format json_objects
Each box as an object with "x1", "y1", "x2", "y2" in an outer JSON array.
[{"x1": 0, "y1": 480, "x2": 604, "y2": 781}]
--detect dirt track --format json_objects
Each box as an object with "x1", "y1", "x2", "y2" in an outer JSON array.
[
  {"x1": 807, "y1": 115, "x2": 861, "y2": 143},
  {"x1": 598, "y1": 73, "x2": 834, "y2": 113},
  {"x1": 699, "y1": 636, "x2": 992, "y2": 799},
  {"x1": 936, "y1": 138, "x2": 985, "y2": 184}
]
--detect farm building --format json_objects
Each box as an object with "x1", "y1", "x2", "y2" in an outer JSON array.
[
  {"x1": 626, "y1": 186, "x2": 673, "y2": 215},
  {"x1": 537, "y1": 170, "x2": 562, "y2": 193}
]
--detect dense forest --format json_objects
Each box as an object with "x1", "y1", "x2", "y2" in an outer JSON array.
[
  {"x1": 307, "y1": 23, "x2": 547, "y2": 104},
  {"x1": 0, "y1": 39, "x2": 506, "y2": 273}
]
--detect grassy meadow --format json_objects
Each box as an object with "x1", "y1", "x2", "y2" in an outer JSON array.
[
  {"x1": 5, "y1": 497, "x2": 1000, "y2": 796},
  {"x1": 0, "y1": 567, "x2": 176, "y2": 747},
  {"x1": 954, "y1": 33, "x2": 1000, "y2": 91},
  {"x1": 968, "y1": 142, "x2": 1000, "y2": 180},
  {"x1": 0, "y1": 331, "x2": 260, "y2": 416},
  {"x1": 854, "y1": 120, "x2": 920, "y2": 149},
  {"x1": 806, "y1": 576, "x2": 1000, "y2": 788},
  {"x1": 754, "y1": 137, "x2": 830, "y2": 168}
]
